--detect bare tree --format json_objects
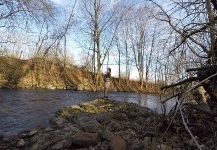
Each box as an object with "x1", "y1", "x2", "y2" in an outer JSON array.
[
  {"x1": 127, "y1": 6, "x2": 156, "y2": 88},
  {"x1": 77, "y1": 0, "x2": 128, "y2": 89}
]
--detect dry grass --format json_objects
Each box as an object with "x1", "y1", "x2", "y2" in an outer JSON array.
[{"x1": 0, "y1": 56, "x2": 163, "y2": 94}]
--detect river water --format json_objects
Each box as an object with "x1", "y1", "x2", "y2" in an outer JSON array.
[{"x1": 0, "y1": 89, "x2": 176, "y2": 136}]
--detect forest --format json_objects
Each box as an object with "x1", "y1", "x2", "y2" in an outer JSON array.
[{"x1": 0, "y1": 0, "x2": 204, "y2": 87}]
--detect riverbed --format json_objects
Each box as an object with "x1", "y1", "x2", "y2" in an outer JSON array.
[{"x1": 0, "y1": 89, "x2": 176, "y2": 136}]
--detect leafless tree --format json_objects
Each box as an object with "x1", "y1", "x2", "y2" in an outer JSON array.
[{"x1": 77, "y1": 0, "x2": 130, "y2": 89}]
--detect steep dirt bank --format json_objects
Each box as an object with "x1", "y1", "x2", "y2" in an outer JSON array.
[{"x1": 0, "y1": 57, "x2": 163, "y2": 94}]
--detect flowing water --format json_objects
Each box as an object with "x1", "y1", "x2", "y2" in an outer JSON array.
[{"x1": 0, "y1": 89, "x2": 176, "y2": 136}]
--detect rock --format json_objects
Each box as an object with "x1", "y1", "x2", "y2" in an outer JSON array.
[
  {"x1": 81, "y1": 120, "x2": 102, "y2": 133},
  {"x1": 51, "y1": 115, "x2": 66, "y2": 126},
  {"x1": 107, "y1": 120, "x2": 122, "y2": 132},
  {"x1": 157, "y1": 144, "x2": 172, "y2": 150},
  {"x1": 63, "y1": 124, "x2": 80, "y2": 132},
  {"x1": 18, "y1": 132, "x2": 28, "y2": 138},
  {"x1": 77, "y1": 84, "x2": 84, "y2": 91},
  {"x1": 109, "y1": 136, "x2": 127, "y2": 150},
  {"x1": 72, "y1": 132, "x2": 99, "y2": 147},
  {"x1": 17, "y1": 139, "x2": 25, "y2": 148},
  {"x1": 77, "y1": 115, "x2": 102, "y2": 133},
  {"x1": 64, "y1": 138, "x2": 73, "y2": 149},
  {"x1": 43, "y1": 127, "x2": 53, "y2": 132},
  {"x1": 29, "y1": 129, "x2": 38, "y2": 136},
  {"x1": 51, "y1": 138, "x2": 72, "y2": 149},
  {"x1": 96, "y1": 113, "x2": 112, "y2": 125},
  {"x1": 30, "y1": 130, "x2": 72, "y2": 150},
  {"x1": 99, "y1": 129, "x2": 115, "y2": 141},
  {"x1": 130, "y1": 143, "x2": 143, "y2": 150}
]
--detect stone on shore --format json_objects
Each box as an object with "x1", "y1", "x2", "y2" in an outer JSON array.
[
  {"x1": 29, "y1": 129, "x2": 38, "y2": 137},
  {"x1": 72, "y1": 132, "x2": 99, "y2": 147},
  {"x1": 109, "y1": 136, "x2": 127, "y2": 150},
  {"x1": 77, "y1": 84, "x2": 84, "y2": 91},
  {"x1": 17, "y1": 139, "x2": 25, "y2": 148},
  {"x1": 30, "y1": 129, "x2": 73, "y2": 150},
  {"x1": 99, "y1": 129, "x2": 115, "y2": 141}
]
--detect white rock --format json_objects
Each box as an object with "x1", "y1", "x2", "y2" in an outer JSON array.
[
  {"x1": 29, "y1": 129, "x2": 38, "y2": 136},
  {"x1": 17, "y1": 139, "x2": 25, "y2": 148}
]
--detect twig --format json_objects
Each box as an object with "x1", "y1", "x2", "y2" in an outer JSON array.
[
  {"x1": 161, "y1": 93, "x2": 180, "y2": 104},
  {"x1": 168, "y1": 101, "x2": 178, "y2": 115},
  {"x1": 161, "y1": 97, "x2": 182, "y2": 139},
  {"x1": 161, "y1": 73, "x2": 217, "y2": 139},
  {"x1": 180, "y1": 108, "x2": 202, "y2": 150},
  {"x1": 162, "y1": 73, "x2": 217, "y2": 104}
]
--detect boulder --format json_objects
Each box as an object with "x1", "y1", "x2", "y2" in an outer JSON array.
[
  {"x1": 51, "y1": 138, "x2": 72, "y2": 149},
  {"x1": 109, "y1": 136, "x2": 127, "y2": 150},
  {"x1": 64, "y1": 138, "x2": 73, "y2": 149},
  {"x1": 30, "y1": 130, "x2": 72, "y2": 150},
  {"x1": 63, "y1": 123, "x2": 80, "y2": 132},
  {"x1": 29, "y1": 129, "x2": 38, "y2": 137},
  {"x1": 51, "y1": 115, "x2": 67, "y2": 126},
  {"x1": 17, "y1": 139, "x2": 25, "y2": 148},
  {"x1": 72, "y1": 132, "x2": 99, "y2": 147},
  {"x1": 96, "y1": 113, "x2": 112, "y2": 125},
  {"x1": 77, "y1": 84, "x2": 84, "y2": 91},
  {"x1": 99, "y1": 129, "x2": 115, "y2": 141},
  {"x1": 76, "y1": 115, "x2": 102, "y2": 133},
  {"x1": 81, "y1": 120, "x2": 102, "y2": 133},
  {"x1": 107, "y1": 120, "x2": 122, "y2": 132}
]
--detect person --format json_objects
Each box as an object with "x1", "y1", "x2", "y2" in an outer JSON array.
[{"x1": 103, "y1": 68, "x2": 111, "y2": 100}]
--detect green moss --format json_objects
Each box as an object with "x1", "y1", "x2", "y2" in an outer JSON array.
[{"x1": 59, "y1": 99, "x2": 131, "y2": 117}]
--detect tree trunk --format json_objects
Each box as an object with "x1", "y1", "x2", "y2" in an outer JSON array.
[
  {"x1": 139, "y1": 71, "x2": 143, "y2": 88},
  {"x1": 205, "y1": 0, "x2": 216, "y2": 64},
  {"x1": 125, "y1": 42, "x2": 130, "y2": 85}
]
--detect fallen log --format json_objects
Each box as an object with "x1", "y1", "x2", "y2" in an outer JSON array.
[
  {"x1": 186, "y1": 65, "x2": 217, "y2": 72},
  {"x1": 161, "y1": 77, "x2": 202, "y2": 90},
  {"x1": 187, "y1": 103, "x2": 217, "y2": 117}
]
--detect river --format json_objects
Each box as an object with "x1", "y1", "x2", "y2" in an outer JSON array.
[{"x1": 0, "y1": 89, "x2": 176, "y2": 136}]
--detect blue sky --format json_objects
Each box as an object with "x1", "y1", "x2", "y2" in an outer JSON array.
[
  {"x1": 50, "y1": 0, "x2": 129, "y2": 76},
  {"x1": 48, "y1": 0, "x2": 170, "y2": 80}
]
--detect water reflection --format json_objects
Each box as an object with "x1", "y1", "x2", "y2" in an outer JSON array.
[
  {"x1": 0, "y1": 89, "x2": 176, "y2": 136},
  {"x1": 110, "y1": 92, "x2": 176, "y2": 113}
]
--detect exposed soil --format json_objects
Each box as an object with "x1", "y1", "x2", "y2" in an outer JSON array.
[{"x1": 0, "y1": 56, "x2": 163, "y2": 94}]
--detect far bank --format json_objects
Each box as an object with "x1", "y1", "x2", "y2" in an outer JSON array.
[{"x1": 0, "y1": 56, "x2": 164, "y2": 94}]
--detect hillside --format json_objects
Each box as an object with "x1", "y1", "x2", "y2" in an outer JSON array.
[{"x1": 0, "y1": 56, "x2": 162, "y2": 94}]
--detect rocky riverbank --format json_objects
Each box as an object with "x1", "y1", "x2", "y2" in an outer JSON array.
[{"x1": 1, "y1": 99, "x2": 216, "y2": 150}]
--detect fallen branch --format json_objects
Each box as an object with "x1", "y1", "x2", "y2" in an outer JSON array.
[
  {"x1": 186, "y1": 65, "x2": 217, "y2": 72},
  {"x1": 161, "y1": 93, "x2": 181, "y2": 104},
  {"x1": 161, "y1": 73, "x2": 217, "y2": 139},
  {"x1": 187, "y1": 104, "x2": 217, "y2": 117},
  {"x1": 180, "y1": 108, "x2": 202, "y2": 150},
  {"x1": 161, "y1": 77, "x2": 201, "y2": 90}
]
